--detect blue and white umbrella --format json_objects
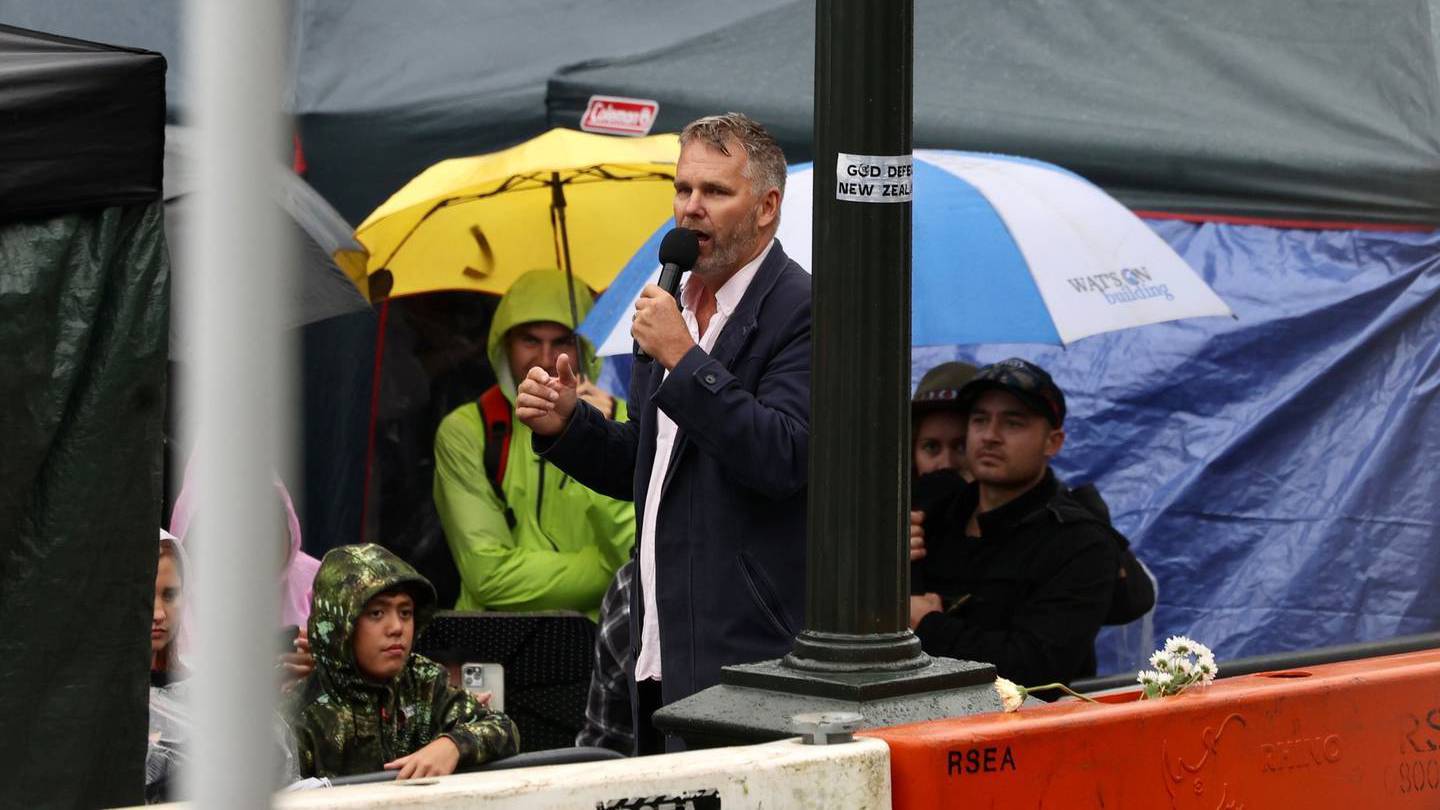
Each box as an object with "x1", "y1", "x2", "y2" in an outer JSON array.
[{"x1": 579, "y1": 150, "x2": 1233, "y2": 355}]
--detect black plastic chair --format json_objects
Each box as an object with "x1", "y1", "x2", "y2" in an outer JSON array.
[{"x1": 414, "y1": 610, "x2": 598, "y2": 752}]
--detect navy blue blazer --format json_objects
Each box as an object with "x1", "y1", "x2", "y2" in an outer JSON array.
[{"x1": 537, "y1": 240, "x2": 810, "y2": 707}]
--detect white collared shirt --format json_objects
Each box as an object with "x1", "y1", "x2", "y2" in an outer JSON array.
[{"x1": 634, "y1": 239, "x2": 774, "y2": 682}]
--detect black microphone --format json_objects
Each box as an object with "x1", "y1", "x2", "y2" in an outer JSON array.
[{"x1": 635, "y1": 228, "x2": 700, "y2": 363}]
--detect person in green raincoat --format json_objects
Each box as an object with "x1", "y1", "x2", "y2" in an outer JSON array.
[
  {"x1": 433, "y1": 270, "x2": 635, "y2": 616},
  {"x1": 285, "y1": 544, "x2": 519, "y2": 779}
]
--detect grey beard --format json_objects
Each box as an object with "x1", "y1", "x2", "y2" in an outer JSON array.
[
  {"x1": 694, "y1": 239, "x2": 745, "y2": 278},
  {"x1": 693, "y1": 213, "x2": 762, "y2": 279}
]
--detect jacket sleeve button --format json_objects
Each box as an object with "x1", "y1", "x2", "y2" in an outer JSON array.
[{"x1": 703, "y1": 373, "x2": 717, "y2": 384}]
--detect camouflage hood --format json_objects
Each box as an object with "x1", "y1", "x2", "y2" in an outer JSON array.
[{"x1": 307, "y1": 544, "x2": 437, "y2": 696}]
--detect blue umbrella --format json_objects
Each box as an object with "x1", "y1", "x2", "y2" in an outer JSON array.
[{"x1": 580, "y1": 150, "x2": 1232, "y2": 354}]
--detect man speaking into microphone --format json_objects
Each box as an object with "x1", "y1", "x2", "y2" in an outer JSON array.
[{"x1": 516, "y1": 113, "x2": 810, "y2": 752}]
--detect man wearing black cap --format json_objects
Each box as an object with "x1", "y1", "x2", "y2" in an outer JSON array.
[{"x1": 908, "y1": 358, "x2": 1118, "y2": 687}]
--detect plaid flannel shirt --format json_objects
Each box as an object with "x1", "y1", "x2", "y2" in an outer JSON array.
[{"x1": 576, "y1": 559, "x2": 635, "y2": 754}]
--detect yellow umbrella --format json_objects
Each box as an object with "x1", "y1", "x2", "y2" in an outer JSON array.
[{"x1": 356, "y1": 127, "x2": 680, "y2": 325}]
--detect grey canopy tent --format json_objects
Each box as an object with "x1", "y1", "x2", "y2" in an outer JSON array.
[
  {"x1": 1, "y1": 0, "x2": 795, "y2": 221},
  {"x1": 290, "y1": 0, "x2": 798, "y2": 222},
  {"x1": 548, "y1": 0, "x2": 1440, "y2": 226}
]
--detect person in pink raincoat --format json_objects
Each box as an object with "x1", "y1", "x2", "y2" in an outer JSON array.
[{"x1": 169, "y1": 465, "x2": 321, "y2": 682}]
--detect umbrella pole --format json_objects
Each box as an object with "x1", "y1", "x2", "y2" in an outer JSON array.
[
  {"x1": 360, "y1": 298, "x2": 390, "y2": 542},
  {"x1": 551, "y1": 174, "x2": 583, "y2": 331},
  {"x1": 551, "y1": 174, "x2": 586, "y2": 380}
]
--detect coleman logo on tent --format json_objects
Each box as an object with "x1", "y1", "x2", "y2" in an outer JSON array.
[{"x1": 581, "y1": 96, "x2": 660, "y2": 137}]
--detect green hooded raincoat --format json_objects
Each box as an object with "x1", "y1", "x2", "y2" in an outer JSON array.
[
  {"x1": 284, "y1": 544, "x2": 519, "y2": 778},
  {"x1": 433, "y1": 270, "x2": 635, "y2": 615}
]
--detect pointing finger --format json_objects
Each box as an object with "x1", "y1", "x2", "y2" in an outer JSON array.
[{"x1": 556, "y1": 353, "x2": 579, "y2": 387}]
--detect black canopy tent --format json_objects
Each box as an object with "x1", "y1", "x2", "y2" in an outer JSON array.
[
  {"x1": 548, "y1": 0, "x2": 1440, "y2": 226},
  {"x1": 0, "y1": 24, "x2": 168, "y2": 809},
  {"x1": 0, "y1": 24, "x2": 165, "y2": 217}
]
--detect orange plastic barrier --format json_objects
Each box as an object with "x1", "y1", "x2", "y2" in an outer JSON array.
[{"x1": 863, "y1": 649, "x2": 1440, "y2": 808}]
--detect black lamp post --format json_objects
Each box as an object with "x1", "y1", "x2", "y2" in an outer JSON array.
[
  {"x1": 654, "y1": 0, "x2": 1000, "y2": 748},
  {"x1": 791, "y1": 0, "x2": 921, "y2": 672}
]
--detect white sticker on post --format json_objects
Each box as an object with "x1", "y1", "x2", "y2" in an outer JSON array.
[{"x1": 835, "y1": 153, "x2": 913, "y2": 203}]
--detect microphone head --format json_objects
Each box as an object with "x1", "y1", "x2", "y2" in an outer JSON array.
[{"x1": 658, "y1": 228, "x2": 701, "y2": 269}]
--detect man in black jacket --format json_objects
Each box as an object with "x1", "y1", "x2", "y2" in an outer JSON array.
[{"x1": 909, "y1": 358, "x2": 1117, "y2": 687}]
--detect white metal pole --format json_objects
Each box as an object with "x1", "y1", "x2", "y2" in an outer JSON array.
[{"x1": 183, "y1": 0, "x2": 293, "y2": 803}]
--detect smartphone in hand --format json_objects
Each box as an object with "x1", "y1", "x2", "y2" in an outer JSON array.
[{"x1": 461, "y1": 662, "x2": 505, "y2": 711}]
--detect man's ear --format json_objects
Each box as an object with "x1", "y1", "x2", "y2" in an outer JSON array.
[
  {"x1": 1045, "y1": 427, "x2": 1066, "y2": 459},
  {"x1": 756, "y1": 187, "x2": 781, "y2": 230}
]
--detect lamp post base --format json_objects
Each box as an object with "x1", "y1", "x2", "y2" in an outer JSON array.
[
  {"x1": 652, "y1": 656, "x2": 1001, "y2": 750},
  {"x1": 784, "y1": 629, "x2": 928, "y2": 672}
]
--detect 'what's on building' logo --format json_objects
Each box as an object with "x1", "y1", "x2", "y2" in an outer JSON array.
[{"x1": 1066, "y1": 267, "x2": 1175, "y2": 305}]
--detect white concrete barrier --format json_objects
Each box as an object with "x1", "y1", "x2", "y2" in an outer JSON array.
[{"x1": 276, "y1": 738, "x2": 891, "y2": 810}]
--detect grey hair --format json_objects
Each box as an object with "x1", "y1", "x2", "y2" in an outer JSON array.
[{"x1": 680, "y1": 112, "x2": 787, "y2": 198}]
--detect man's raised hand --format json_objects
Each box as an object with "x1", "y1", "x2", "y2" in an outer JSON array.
[{"x1": 515, "y1": 352, "x2": 580, "y2": 436}]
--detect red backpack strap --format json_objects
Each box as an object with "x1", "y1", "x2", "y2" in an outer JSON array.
[{"x1": 476, "y1": 385, "x2": 515, "y2": 529}]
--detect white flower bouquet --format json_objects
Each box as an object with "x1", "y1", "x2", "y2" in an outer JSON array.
[
  {"x1": 1136, "y1": 636, "x2": 1218, "y2": 699},
  {"x1": 992, "y1": 635, "x2": 1219, "y2": 713}
]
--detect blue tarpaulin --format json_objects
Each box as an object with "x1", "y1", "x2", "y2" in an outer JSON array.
[{"x1": 914, "y1": 220, "x2": 1440, "y2": 674}]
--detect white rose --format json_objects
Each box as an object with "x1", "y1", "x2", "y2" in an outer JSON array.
[{"x1": 994, "y1": 677, "x2": 1026, "y2": 713}]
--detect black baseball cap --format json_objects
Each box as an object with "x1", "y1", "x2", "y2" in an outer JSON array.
[{"x1": 956, "y1": 358, "x2": 1066, "y2": 427}]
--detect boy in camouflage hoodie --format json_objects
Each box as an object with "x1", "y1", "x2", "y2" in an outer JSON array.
[{"x1": 285, "y1": 544, "x2": 519, "y2": 779}]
